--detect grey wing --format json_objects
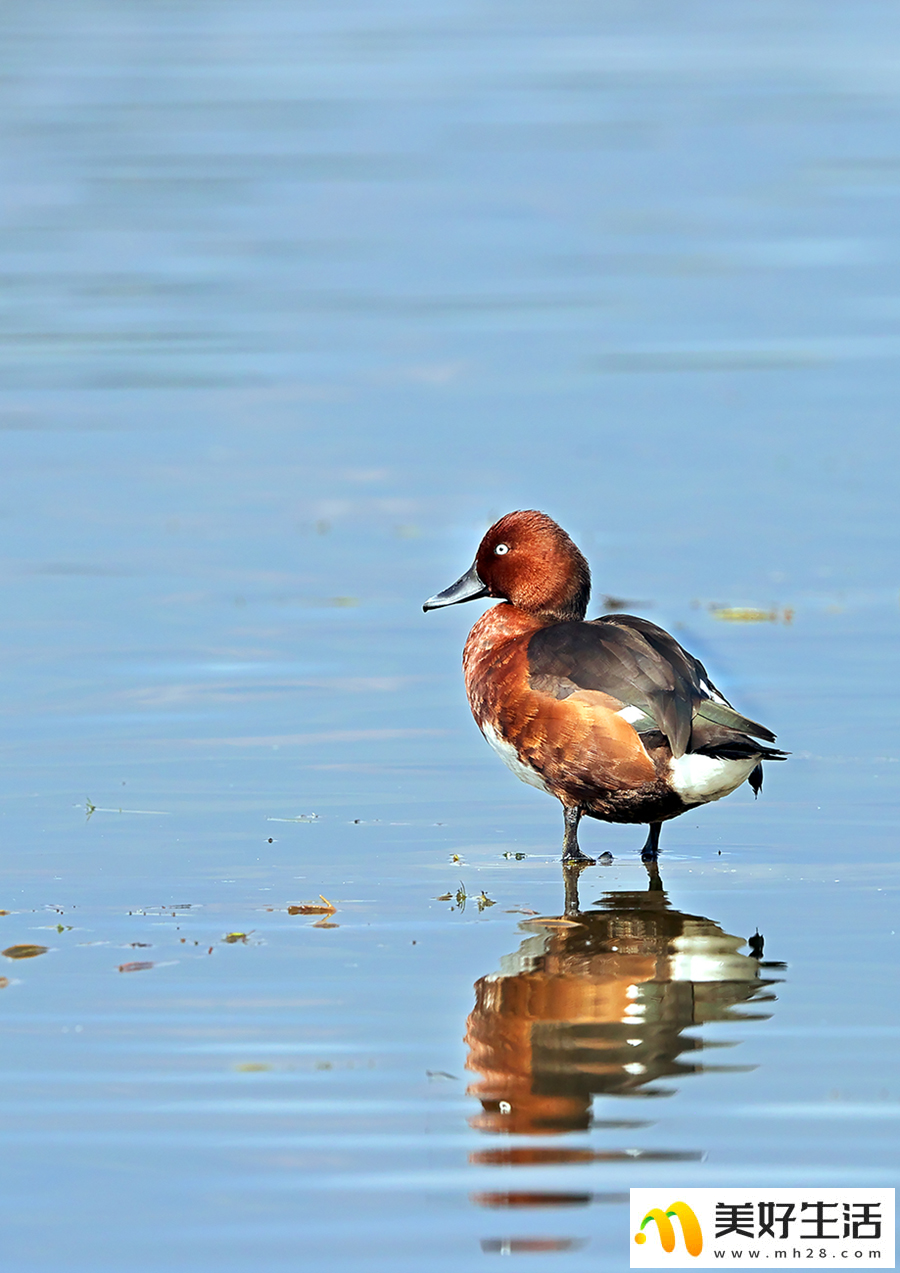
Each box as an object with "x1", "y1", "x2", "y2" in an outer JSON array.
[
  {"x1": 527, "y1": 614, "x2": 777, "y2": 759},
  {"x1": 603, "y1": 614, "x2": 778, "y2": 745}
]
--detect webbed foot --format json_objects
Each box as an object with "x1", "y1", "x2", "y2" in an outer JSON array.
[
  {"x1": 561, "y1": 805, "x2": 595, "y2": 865},
  {"x1": 562, "y1": 848, "x2": 596, "y2": 865}
]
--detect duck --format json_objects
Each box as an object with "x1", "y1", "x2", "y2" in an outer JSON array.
[
  {"x1": 465, "y1": 878, "x2": 776, "y2": 1135},
  {"x1": 423, "y1": 510, "x2": 786, "y2": 865}
]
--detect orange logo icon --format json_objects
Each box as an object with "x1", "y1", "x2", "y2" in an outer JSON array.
[{"x1": 634, "y1": 1201, "x2": 703, "y2": 1257}]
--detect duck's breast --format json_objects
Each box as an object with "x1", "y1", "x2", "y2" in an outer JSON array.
[
  {"x1": 463, "y1": 607, "x2": 657, "y2": 797},
  {"x1": 480, "y1": 717, "x2": 553, "y2": 793}
]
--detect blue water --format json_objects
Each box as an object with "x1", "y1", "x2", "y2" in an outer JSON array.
[{"x1": 0, "y1": 1, "x2": 898, "y2": 1268}]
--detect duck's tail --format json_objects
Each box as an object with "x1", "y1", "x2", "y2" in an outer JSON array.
[{"x1": 694, "y1": 699, "x2": 777, "y2": 742}]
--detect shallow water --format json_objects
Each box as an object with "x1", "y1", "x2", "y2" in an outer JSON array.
[{"x1": 0, "y1": 1, "x2": 898, "y2": 1268}]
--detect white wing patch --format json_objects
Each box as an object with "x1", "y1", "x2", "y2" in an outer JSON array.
[
  {"x1": 481, "y1": 721, "x2": 551, "y2": 794},
  {"x1": 668, "y1": 753, "x2": 758, "y2": 804},
  {"x1": 699, "y1": 679, "x2": 729, "y2": 706},
  {"x1": 616, "y1": 705, "x2": 647, "y2": 725}
]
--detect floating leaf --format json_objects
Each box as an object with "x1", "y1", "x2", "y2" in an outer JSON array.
[
  {"x1": 2, "y1": 944, "x2": 48, "y2": 960},
  {"x1": 235, "y1": 1062, "x2": 271, "y2": 1072},
  {"x1": 709, "y1": 604, "x2": 781, "y2": 623},
  {"x1": 223, "y1": 932, "x2": 251, "y2": 944},
  {"x1": 84, "y1": 798, "x2": 168, "y2": 817},
  {"x1": 521, "y1": 916, "x2": 582, "y2": 929},
  {"x1": 118, "y1": 960, "x2": 154, "y2": 973},
  {"x1": 287, "y1": 895, "x2": 335, "y2": 916},
  {"x1": 435, "y1": 892, "x2": 453, "y2": 902},
  {"x1": 0, "y1": 977, "x2": 8, "y2": 989}
]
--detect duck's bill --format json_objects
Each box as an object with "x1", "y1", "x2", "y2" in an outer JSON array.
[{"x1": 423, "y1": 562, "x2": 489, "y2": 611}]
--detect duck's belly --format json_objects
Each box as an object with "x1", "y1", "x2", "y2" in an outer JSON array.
[
  {"x1": 668, "y1": 753, "x2": 758, "y2": 804},
  {"x1": 481, "y1": 721, "x2": 552, "y2": 795}
]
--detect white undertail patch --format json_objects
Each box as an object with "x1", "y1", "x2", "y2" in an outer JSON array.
[{"x1": 668, "y1": 752, "x2": 759, "y2": 804}]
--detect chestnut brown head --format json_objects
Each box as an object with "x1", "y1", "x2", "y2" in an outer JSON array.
[{"x1": 423, "y1": 510, "x2": 591, "y2": 622}]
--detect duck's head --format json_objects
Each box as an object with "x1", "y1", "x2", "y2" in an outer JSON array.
[{"x1": 423, "y1": 510, "x2": 591, "y2": 622}]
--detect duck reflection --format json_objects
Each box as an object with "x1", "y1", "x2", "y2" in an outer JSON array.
[{"x1": 465, "y1": 866, "x2": 782, "y2": 1139}]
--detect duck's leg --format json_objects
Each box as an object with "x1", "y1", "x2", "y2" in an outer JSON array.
[
  {"x1": 640, "y1": 821, "x2": 662, "y2": 862},
  {"x1": 562, "y1": 860, "x2": 588, "y2": 916},
  {"x1": 642, "y1": 853, "x2": 664, "y2": 892},
  {"x1": 562, "y1": 805, "x2": 595, "y2": 866}
]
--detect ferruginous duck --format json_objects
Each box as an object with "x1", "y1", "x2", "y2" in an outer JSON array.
[{"x1": 423, "y1": 510, "x2": 786, "y2": 865}]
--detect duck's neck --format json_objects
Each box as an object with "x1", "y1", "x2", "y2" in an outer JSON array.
[
  {"x1": 464, "y1": 602, "x2": 543, "y2": 650},
  {"x1": 464, "y1": 602, "x2": 548, "y2": 675}
]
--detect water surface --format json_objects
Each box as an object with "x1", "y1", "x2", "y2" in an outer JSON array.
[{"x1": 0, "y1": 1, "x2": 898, "y2": 1268}]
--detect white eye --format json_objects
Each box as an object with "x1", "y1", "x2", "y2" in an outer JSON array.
[{"x1": 494, "y1": 543, "x2": 509, "y2": 555}]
